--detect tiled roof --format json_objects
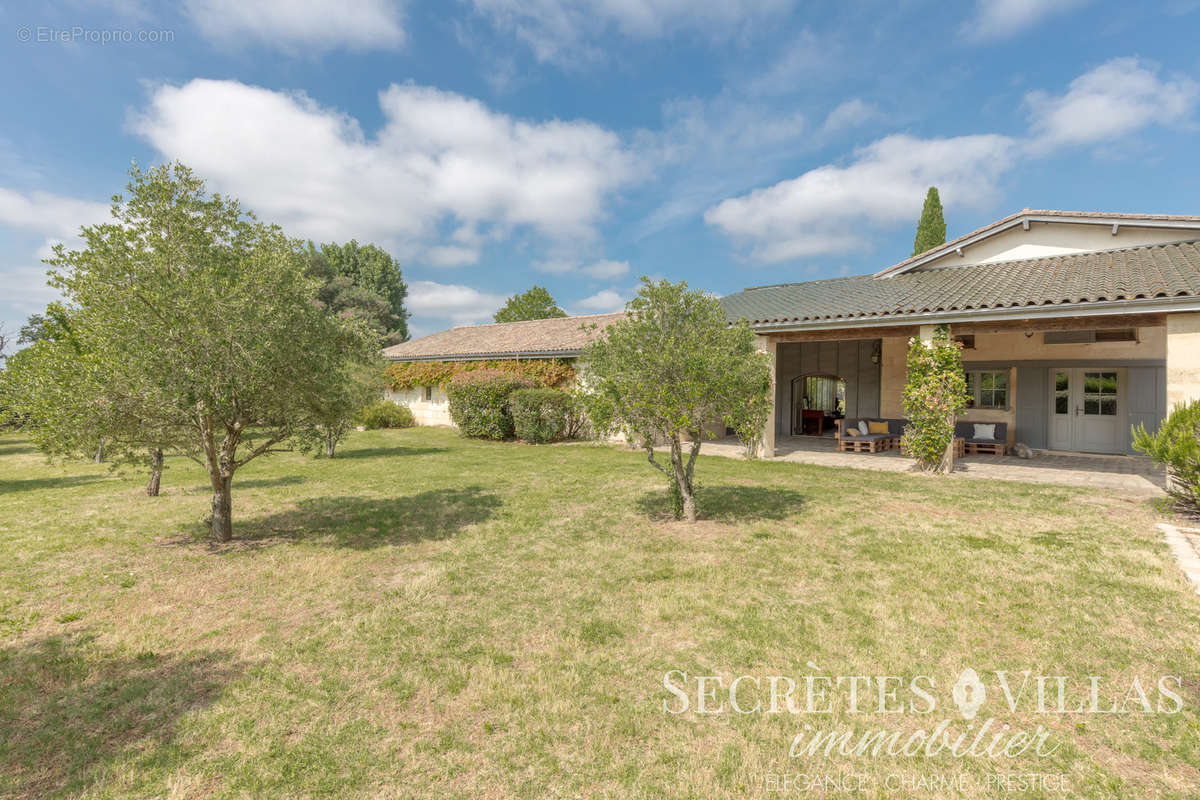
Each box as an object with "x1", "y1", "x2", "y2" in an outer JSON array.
[
  {"x1": 722, "y1": 240, "x2": 1200, "y2": 327},
  {"x1": 877, "y1": 209, "x2": 1200, "y2": 276},
  {"x1": 384, "y1": 312, "x2": 626, "y2": 361}
]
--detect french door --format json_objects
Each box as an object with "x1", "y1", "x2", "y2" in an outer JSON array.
[{"x1": 1048, "y1": 368, "x2": 1124, "y2": 453}]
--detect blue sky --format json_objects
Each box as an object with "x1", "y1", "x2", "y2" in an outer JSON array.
[{"x1": 2, "y1": 0, "x2": 1199, "y2": 339}]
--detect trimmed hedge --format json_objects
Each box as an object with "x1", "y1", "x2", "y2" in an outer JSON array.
[
  {"x1": 510, "y1": 388, "x2": 576, "y2": 444},
  {"x1": 445, "y1": 370, "x2": 535, "y2": 440},
  {"x1": 359, "y1": 401, "x2": 415, "y2": 430}
]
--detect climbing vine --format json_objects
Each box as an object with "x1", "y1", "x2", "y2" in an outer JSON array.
[{"x1": 384, "y1": 358, "x2": 576, "y2": 390}]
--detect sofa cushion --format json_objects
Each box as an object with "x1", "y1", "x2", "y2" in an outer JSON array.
[
  {"x1": 868, "y1": 421, "x2": 890, "y2": 435},
  {"x1": 858, "y1": 420, "x2": 870, "y2": 436},
  {"x1": 972, "y1": 423, "x2": 996, "y2": 441}
]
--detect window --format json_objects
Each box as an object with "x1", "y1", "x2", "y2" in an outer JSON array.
[
  {"x1": 954, "y1": 334, "x2": 976, "y2": 350},
  {"x1": 1053, "y1": 370, "x2": 1069, "y2": 415},
  {"x1": 799, "y1": 375, "x2": 845, "y2": 415},
  {"x1": 964, "y1": 370, "x2": 1008, "y2": 409},
  {"x1": 1044, "y1": 329, "x2": 1136, "y2": 344},
  {"x1": 423, "y1": 386, "x2": 433, "y2": 402},
  {"x1": 1082, "y1": 371, "x2": 1117, "y2": 416}
]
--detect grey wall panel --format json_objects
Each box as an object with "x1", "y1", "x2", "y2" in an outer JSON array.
[
  {"x1": 1014, "y1": 366, "x2": 1047, "y2": 449},
  {"x1": 838, "y1": 342, "x2": 858, "y2": 417},
  {"x1": 858, "y1": 360, "x2": 881, "y2": 417},
  {"x1": 1127, "y1": 366, "x2": 1166, "y2": 452},
  {"x1": 818, "y1": 342, "x2": 837, "y2": 375},
  {"x1": 773, "y1": 339, "x2": 881, "y2": 433}
]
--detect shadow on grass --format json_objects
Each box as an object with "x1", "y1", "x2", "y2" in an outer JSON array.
[
  {"x1": 0, "y1": 439, "x2": 37, "y2": 456},
  {"x1": 635, "y1": 484, "x2": 807, "y2": 522},
  {"x1": 333, "y1": 445, "x2": 449, "y2": 460},
  {"x1": 234, "y1": 486, "x2": 502, "y2": 548},
  {"x1": 0, "y1": 474, "x2": 107, "y2": 495},
  {"x1": 235, "y1": 475, "x2": 306, "y2": 489},
  {"x1": 0, "y1": 632, "x2": 240, "y2": 799}
]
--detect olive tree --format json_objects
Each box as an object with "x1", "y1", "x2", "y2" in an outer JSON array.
[
  {"x1": 43, "y1": 162, "x2": 376, "y2": 540},
  {"x1": 296, "y1": 360, "x2": 387, "y2": 458},
  {"x1": 2, "y1": 329, "x2": 178, "y2": 495},
  {"x1": 583, "y1": 278, "x2": 772, "y2": 522}
]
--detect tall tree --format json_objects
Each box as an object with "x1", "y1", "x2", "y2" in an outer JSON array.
[
  {"x1": 493, "y1": 285, "x2": 567, "y2": 323},
  {"x1": 583, "y1": 278, "x2": 772, "y2": 523},
  {"x1": 319, "y1": 240, "x2": 409, "y2": 342},
  {"x1": 304, "y1": 245, "x2": 404, "y2": 345},
  {"x1": 39, "y1": 162, "x2": 376, "y2": 540},
  {"x1": 911, "y1": 187, "x2": 947, "y2": 257}
]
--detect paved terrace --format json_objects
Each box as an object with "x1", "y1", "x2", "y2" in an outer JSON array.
[{"x1": 698, "y1": 436, "x2": 1166, "y2": 499}]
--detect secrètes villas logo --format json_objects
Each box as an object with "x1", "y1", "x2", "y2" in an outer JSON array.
[{"x1": 662, "y1": 663, "x2": 1185, "y2": 760}]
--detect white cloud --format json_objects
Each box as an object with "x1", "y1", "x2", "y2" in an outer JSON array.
[
  {"x1": 573, "y1": 288, "x2": 629, "y2": 312},
  {"x1": 748, "y1": 29, "x2": 844, "y2": 96},
  {"x1": 0, "y1": 188, "x2": 109, "y2": 239},
  {"x1": 704, "y1": 133, "x2": 1016, "y2": 262},
  {"x1": 532, "y1": 258, "x2": 578, "y2": 275},
  {"x1": 130, "y1": 79, "x2": 636, "y2": 263},
  {"x1": 1025, "y1": 57, "x2": 1199, "y2": 151},
  {"x1": 469, "y1": 0, "x2": 791, "y2": 64},
  {"x1": 533, "y1": 258, "x2": 629, "y2": 278},
  {"x1": 426, "y1": 245, "x2": 480, "y2": 267},
  {"x1": 632, "y1": 94, "x2": 808, "y2": 238},
  {"x1": 580, "y1": 259, "x2": 629, "y2": 279},
  {"x1": 184, "y1": 0, "x2": 407, "y2": 52},
  {"x1": 820, "y1": 98, "x2": 881, "y2": 135},
  {"x1": 406, "y1": 280, "x2": 507, "y2": 325},
  {"x1": 964, "y1": 0, "x2": 1089, "y2": 41}
]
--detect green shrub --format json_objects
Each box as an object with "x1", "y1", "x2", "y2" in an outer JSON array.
[
  {"x1": 510, "y1": 388, "x2": 577, "y2": 443},
  {"x1": 445, "y1": 370, "x2": 535, "y2": 440},
  {"x1": 358, "y1": 401, "x2": 415, "y2": 430},
  {"x1": 1133, "y1": 400, "x2": 1200, "y2": 508}
]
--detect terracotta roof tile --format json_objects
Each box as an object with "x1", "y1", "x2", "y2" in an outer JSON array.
[{"x1": 384, "y1": 312, "x2": 627, "y2": 361}]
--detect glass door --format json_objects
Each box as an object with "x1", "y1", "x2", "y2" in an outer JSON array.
[
  {"x1": 1047, "y1": 368, "x2": 1123, "y2": 452},
  {"x1": 1048, "y1": 369, "x2": 1072, "y2": 451}
]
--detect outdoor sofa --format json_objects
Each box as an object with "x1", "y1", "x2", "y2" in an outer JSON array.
[{"x1": 836, "y1": 418, "x2": 1008, "y2": 456}]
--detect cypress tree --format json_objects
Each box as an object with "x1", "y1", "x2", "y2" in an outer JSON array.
[{"x1": 911, "y1": 187, "x2": 947, "y2": 257}]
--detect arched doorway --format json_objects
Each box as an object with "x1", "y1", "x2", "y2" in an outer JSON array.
[{"x1": 791, "y1": 374, "x2": 846, "y2": 435}]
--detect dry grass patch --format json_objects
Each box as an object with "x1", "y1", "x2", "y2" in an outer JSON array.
[{"x1": 1, "y1": 428, "x2": 1198, "y2": 798}]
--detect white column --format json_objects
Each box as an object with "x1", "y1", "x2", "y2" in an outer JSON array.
[{"x1": 1167, "y1": 312, "x2": 1200, "y2": 409}]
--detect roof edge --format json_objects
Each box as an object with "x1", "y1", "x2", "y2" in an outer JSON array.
[
  {"x1": 386, "y1": 349, "x2": 584, "y2": 363},
  {"x1": 875, "y1": 210, "x2": 1200, "y2": 278},
  {"x1": 743, "y1": 296, "x2": 1200, "y2": 333}
]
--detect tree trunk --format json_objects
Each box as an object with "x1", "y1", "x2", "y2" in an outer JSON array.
[
  {"x1": 669, "y1": 435, "x2": 697, "y2": 523},
  {"x1": 210, "y1": 475, "x2": 233, "y2": 542},
  {"x1": 93, "y1": 439, "x2": 105, "y2": 463},
  {"x1": 939, "y1": 415, "x2": 956, "y2": 474},
  {"x1": 939, "y1": 438, "x2": 954, "y2": 474},
  {"x1": 325, "y1": 432, "x2": 336, "y2": 459},
  {"x1": 146, "y1": 449, "x2": 163, "y2": 496}
]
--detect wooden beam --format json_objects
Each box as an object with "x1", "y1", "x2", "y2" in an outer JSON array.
[
  {"x1": 953, "y1": 313, "x2": 1165, "y2": 335},
  {"x1": 762, "y1": 313, "x2": 1165, "y2": 342},
  {"x1": 769, "y1": 325, "x2": 919, "y2": 342}
]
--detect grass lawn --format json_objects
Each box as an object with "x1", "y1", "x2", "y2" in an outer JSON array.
[{"x1": 1, "y1": 427, "x2": 1199, "y2": 798}]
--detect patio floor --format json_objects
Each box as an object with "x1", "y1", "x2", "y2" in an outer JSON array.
[{"x1": 701, "y1": 435, "x2": 1167, "y2": 499}]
